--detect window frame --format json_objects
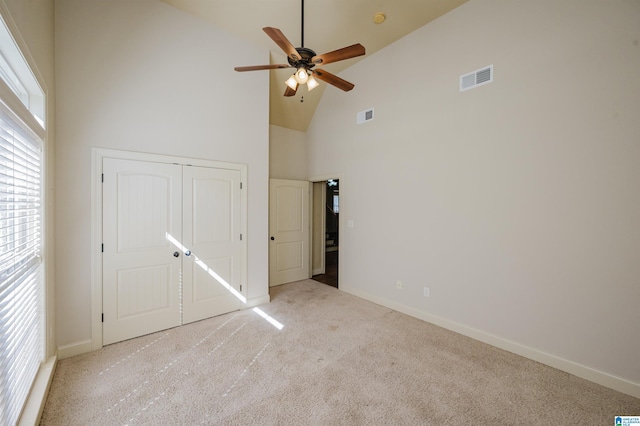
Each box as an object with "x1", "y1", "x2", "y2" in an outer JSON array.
[
  {"x1": 0, "y1": 76, "x2": 45, "y2": 426},
  {"x1": 0, "y1": 10, "x2": 48, "y2": 426}
]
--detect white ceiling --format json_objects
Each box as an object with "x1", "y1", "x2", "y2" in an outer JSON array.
[{"x1": 161, "y1": 0, "x2": 469, "y2": 131}]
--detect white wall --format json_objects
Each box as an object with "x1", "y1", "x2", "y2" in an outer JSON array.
[
  {"x1": 1, "y1": 0, "x2": 56, "y2": 358},
  {"x1": 307, "y1": 0, "x2": 640, "y2": 394},
  {"x1": 269, "y1": 124, "x2": 307, "y2": 180},
  {"x1": 55, "y1": 0, "x2": 269, "y2": 349}
]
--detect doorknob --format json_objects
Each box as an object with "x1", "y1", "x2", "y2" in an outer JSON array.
[
  {"x1": 173, "y1": 251, "x2": 180, "y2": 257},
  {"x1": 185, "y1": 250, "x2": 191, "y2": 256},
  {"x1": 270, "y1": 236, "x2": 275, "y2": 240}
]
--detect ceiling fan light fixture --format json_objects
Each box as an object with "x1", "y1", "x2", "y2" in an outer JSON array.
[
  {"x1": 285, "y1": 75, "x2": 299, "y2": 90},
  {"x1": 307, "y1": 74, "x2": 319, "y2": 91},
  {"x1": 294, "y1": 68, "x2": 309, "y2": 84}
]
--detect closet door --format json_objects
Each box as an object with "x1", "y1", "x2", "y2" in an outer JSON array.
[
  {"x1": 182, "y1": 166, "x2": 245, "y2": 324},
  {"x1": 102, "y1": 159, "x2": 182, "y2": 345},
  {"x1": 269, "y1": 179, "x2": 310, "y2": 286}
]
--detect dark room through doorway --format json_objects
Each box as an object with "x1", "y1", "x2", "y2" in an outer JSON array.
[{"x1": 312, "y1": 179, "x2": 339, "y2": 288}]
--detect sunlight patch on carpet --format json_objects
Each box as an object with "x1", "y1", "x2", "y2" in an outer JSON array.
[{"x1": 252, "y1": 307, "x2": 284, "y2": 330}]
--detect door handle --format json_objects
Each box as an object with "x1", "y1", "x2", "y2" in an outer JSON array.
[
  {"x1": 185, "y1": 250, "x2": 191, "y2": 256},
  {"x1": 270, "y1": 236, "x2": 275, "y2": 240},
  {"x1": 173, "y1": 251, "x2": 180, "y2": 257}
]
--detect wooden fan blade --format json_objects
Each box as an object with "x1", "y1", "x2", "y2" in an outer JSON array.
[
  {"x1": 311, "y1": 44, "x2": 365, "y2": 65},
  {"x1": 234, "y1": 64, "x2": 290, "y2": 72},
  {"x1": 312, "y1": 69, "x2": 355, "y2": 92},
  {"x1": 263, "y1": 27, "x2": 300, "y2": 61},
  {"x1": 284, "y1": 84, "x2": 298, "y2": 97}
]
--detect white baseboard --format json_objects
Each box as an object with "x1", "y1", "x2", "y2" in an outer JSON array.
[
  {"x1": 58, "y1": 339, "x2": 93, "y2": 360},
  {"x1": 61, "y1": 296, "x2": 271, "y2": 360},
  {"x1": 340, "y1": 284, "x2": 640, "y2": 399},
  {"x1": 244, "y1": 294, "x2": 271, "y2": 308},
  {"x1": 19, "y1": 355, "x2": 57, "y2": 426}
]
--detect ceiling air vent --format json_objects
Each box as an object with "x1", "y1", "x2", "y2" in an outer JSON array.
[
  {"x1": 459, "y1": 65, "x2": 493, "y2": 92},
  {"x1": 357, "y1": 108, "x2": 374, "y2": 124}
]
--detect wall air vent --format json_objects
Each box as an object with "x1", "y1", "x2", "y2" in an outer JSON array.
[
  {"x1": 460, "y1": 65, "x2": 493, "y2": 92},
  {"x1": 357, "y1": 108, "x2": 374, "y2": 124}
]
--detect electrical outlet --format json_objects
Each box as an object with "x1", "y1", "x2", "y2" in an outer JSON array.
[
  {"x1": 423, "y1": 287, "x2": 430, "y2": 297},
  {"x1": 396, "y1": 280, "x2": 405, "y2": 290}
]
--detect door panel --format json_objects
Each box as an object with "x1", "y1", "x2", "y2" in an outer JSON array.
[
  {"x1": 269, "y1": 179, "x2": 309, "y2": 286},
  {"x1": 276, "y1": 242, "x2": 303, "y2": 271},
  {"x1": 192, "y1": 256, "x2": 232, "y2": 301},
  {"x1": 116, "y1": 265, "x2": 171, "y2": 318},
  {"x1": 182, "y1": 166, "x2": 244, "y2": 324},
  {"x1": 102, "y1": 158, "x2": 182, "y2": 345}
]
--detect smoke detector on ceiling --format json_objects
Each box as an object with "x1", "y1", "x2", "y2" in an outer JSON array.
[{"x1": 373, "y1": 13, "x2": 386, "y2": 24}]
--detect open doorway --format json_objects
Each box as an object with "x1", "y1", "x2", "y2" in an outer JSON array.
[{"x1": 312, "y1": 179, "x2": 339, "y2": 288}]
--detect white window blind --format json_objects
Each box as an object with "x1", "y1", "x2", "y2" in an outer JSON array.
[{"x1": 0, "y1": 102, "x2": 43, "y2": 426}]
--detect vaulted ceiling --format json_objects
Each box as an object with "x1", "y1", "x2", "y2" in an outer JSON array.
[{"x1": 161, "y1": 0, "x2": 469, "y2": 131}]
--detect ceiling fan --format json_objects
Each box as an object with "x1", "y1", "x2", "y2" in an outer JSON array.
[{"x1": 234, "y1": 0, "x2": 366, "y2": 97}]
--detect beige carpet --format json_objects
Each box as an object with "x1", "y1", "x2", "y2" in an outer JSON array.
[{"x1": 41, "y1": 280, "x2": 639, "y2": 425}]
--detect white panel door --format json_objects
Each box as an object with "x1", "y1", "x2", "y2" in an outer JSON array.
[
  {"x1": 102, "y1": 158, "x2": 182, "y2": 345},
  {"x1": 269, "y1": 179, "x2": 309, "y2": 286},
  {"x1": 182, "y1": 166, "x2": 245, "y2": 324}
]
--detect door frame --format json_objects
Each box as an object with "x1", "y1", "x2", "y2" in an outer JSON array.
[
  {"x1": 91, "y1": 148, "x2": 250, "y2": 351},
  {"x1": 309, "y1": 174, "x2": 341, "y2": 286},
  {"x1": 311, "y1": 182, "x2": 326, "y2": 275}
]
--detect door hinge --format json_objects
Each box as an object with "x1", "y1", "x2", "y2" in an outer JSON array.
[
  {"x1": 101, "y1": 244, "x2": 104, "y2": 253},
  {"x1": 101, "y1": 313, "x2": 104, "y2": 323},
  {"x1": 240, "y1": 285, "x2": 243, "y2": 292},
  {"x1": 101, "y1": 173, "x2": 104, "y2": 183},
  {"x1": 240, "y1": 234, "x2": 243, "y2": 241},
  {"x1": 240, "y1": 182, "x2": 243, "y2": 189}
]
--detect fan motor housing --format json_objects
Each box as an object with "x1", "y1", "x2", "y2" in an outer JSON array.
[{"x1": 288, "y1": 47, "x2": 317, "y2": 68}]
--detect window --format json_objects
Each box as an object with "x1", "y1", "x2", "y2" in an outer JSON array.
[
  {"x1": 0, "y1": 16, "x2": 44, "y2": 127},
  {"x1": 0, "y1": 93, "x2": 43, "y2": 426},
  {"x1": 0, "y1": 14, "x2": 45, "y2": 426}
]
